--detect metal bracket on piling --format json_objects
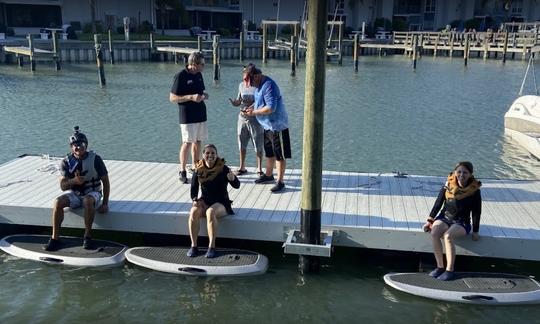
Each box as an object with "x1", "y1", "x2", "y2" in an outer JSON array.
[{"x1": 282, "y1": 229, "x2": 335, "y2": 257}]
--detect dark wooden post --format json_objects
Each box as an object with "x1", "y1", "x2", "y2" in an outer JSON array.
[
  {"x1": 502, "y1": 31, "x2": 509, "y2": 63},
  {"x1": 449, "y1": 32, "x2": 455, "y2": 57},
  {"x1": 109, "y1": 29, "x2": 115, "y2": 64},
  {"x1": 464, "y1": 33, "x2": 470, "y2": 66},
  {"x1": 412, "y1": 35, "x2": 418, "y2": 70},
  {"x1": 262, "y1": 23, "x2": 267, "y2": 63},
  {"x1": 28, "y1": 34, "x2": 35, "y2": 71},
  {"x1": 483, "y1": 31, "x2": 489, "y2": 60},
  {"x1": 290, "y1": 35, "x2": 297, "y2": 76},
  {"x1": 294, "y1": 23, "x2": 300, "y2": 65},
  {"x1": 300, "y1": 0, "x2": 327, "y2": 275},
  {"x1": 353, "y1": 33, "x2": 359, "y2": 72},
  {"x1": 337, "y1": 22, "x2": 343, "y2": 65},
  {"x1": 239, "y1": 31, "x2": 244, "y2": 61},
  {"x1": 52, "y1": 31, "x2": 61, "y2": 70},
  {"x1": 94, "y1": 34, "x2": 106, "y2": 86},
  {"x1": 213, "y1": 35, "x2": 220, "y2": 80},
  {"x1": 197, "y1": 35, "x2": 203, "y2": 52}
]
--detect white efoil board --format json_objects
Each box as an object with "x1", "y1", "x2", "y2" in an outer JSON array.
[
  {"x1": 384, "y1": 272, "x2": 540, "y2": 305},
  {"x1": 125, "y1": 246, "x2": 268, "y2": 276},
  {"x1": 0, "y1": 234, "x2": 127, "y2": 267}
]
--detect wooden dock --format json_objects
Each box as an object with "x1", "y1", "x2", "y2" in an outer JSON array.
[
  {"x1": 359, "y1": 30, "x2": 540, "y2": 60},
  {"x1": 0, "y1": 155, "x2": 539, "y2": 261}
]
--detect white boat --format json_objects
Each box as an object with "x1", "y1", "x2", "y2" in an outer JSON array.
[{"x1": 504, "y1": 95, "x2": 540, "y2": 159}]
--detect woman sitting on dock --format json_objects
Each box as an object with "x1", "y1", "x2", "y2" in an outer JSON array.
[
  {"x1": 187, "y1": 144, "x2": 240, "y2": 258},
  {"x1": 423, "y1": 161, "x2": 482, "y2": 281}
]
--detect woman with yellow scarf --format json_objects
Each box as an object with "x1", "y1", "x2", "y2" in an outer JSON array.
[
  {"x1": 422, "y1": 161, "x2": 482, "y2": 281},
  {"x1": 187, "y1": 144, "x2": 240, "y2": 258}
]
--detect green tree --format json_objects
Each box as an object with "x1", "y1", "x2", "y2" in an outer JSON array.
[{"x1": 155, "y1": 0, "x2": 185, "y2": 35}]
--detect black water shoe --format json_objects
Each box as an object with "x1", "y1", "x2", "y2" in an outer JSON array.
[
  {"x1": 179, "y1": 171, "x2": 188, "y2": 184},
  {"x1": 270, "y1": 181, "x2": 285, "y2": 193},
  {"x1": 254, "y1": 174, "x2": 274, "y2": 184},
  {"x1": 428, "y1": 267, "x2": 445, "y2": 278},
  {"x1": 43, "y1": 238, "x2": 61, "y2": 251},
  {"x1": 205, "y1": 247, "x2": 216, "y2": 258},
  {"x1": 187, "y1": 246, "x2": 199, "y2": 257},
  {"x1": 82, "y1": 237, "x2": 93, "y2": 250}
]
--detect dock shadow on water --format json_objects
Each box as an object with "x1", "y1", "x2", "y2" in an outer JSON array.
[{"x1": 1, "y1": 58, "x2": 540, "y2": 322}]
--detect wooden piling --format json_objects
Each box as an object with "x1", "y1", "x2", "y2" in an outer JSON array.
[
  {"x1": 290, "y1": 35, "x2": 297, "y2": 76},
  {"x1": 27, "y1": 34, "x2": 35, "y2": 71},
  {"x1": 108, "y1": 29, "x2": 115, "y2": 64},
  {"x1": 449, "y1": 32, "x2": 455, "y2": 57},
  {"x1": 213, "y1": 35, "x2": 220, "y2": 81},
  {"x1": 502, "y1": 31, "x2": 509, "y2": 63},
  {"x1": 300, "y1": 0, "x2": 327, "y2": 275},
  {"x1": 464, "y1": 33, "x2": 470, "y2": 66},
  {"x1": 52, "y1": 31, "x2": 61, "y2": 70},
  {"x1": 239, "y1": 31, "x2": 244, "y2": 61},
  {"x1": 434, "y1": 33, "x2": 440, "y2": 57},
  {"x1": 197, "y1": 36, "x2": 203, "y2": 52},
  {"x1": 483, "y1": 31, "x2": 489, "y2": 60},
  {"x1": 94, "y1": 34, "x2": 106, "y2": 86},
  {"x1": 353, "y1": 33, "x2": 359, "y2": 72},
  {"x1": 262, "y1": 24, "x2": 267, "y2": 63},
  {"x1": 337, "y1": 22, "x2": 343, "y2": 65},
  {"x1": 412, "y1": 35, "x2": 417, "y2": 70}
]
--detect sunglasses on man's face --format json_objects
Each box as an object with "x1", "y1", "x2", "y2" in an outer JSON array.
[{"x1": 71, "y1": 143, "x2": 85, "y2": 150}]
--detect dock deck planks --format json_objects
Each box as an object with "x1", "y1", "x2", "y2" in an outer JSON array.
[{"x1": 0, "y1": 155, "x2": 539, "y2": 261}]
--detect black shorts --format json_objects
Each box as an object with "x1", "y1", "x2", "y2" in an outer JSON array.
[{"x1": 263, "y1": 128, "x2": 291, "y2": 161}]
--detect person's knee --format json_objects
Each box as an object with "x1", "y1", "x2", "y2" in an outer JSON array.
[
  {"x1": 83, "y1": 196, "x2": 95, "y2": 211},
  {"x1": 53, "y1": 196, "x2": 70, "y2": 209},
  {"x1": 189, "y1": 207, "x2": 202, "y2": 220},
  {"x1": 206, "y1": 208, "x2": 217, "y2": 220},
  {"x1": 443, "y1": 232, "x2": 454, "y2": 243}
]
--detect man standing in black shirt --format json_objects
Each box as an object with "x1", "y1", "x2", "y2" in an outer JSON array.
[{"x1": 169, "y1": 51, "x2": 209, "y2": 184}]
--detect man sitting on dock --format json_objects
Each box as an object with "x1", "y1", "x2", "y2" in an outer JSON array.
[{"x1": 43, "y1": 126, "x2": 110, "y2": 251}]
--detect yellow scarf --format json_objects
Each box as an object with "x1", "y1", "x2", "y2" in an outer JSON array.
[
  {"x1": 444, "y1": 173, "x2": 481, "y2": 200},
  {"x1": 195, "y1": 158, "x2": 225, "y2": 184}
]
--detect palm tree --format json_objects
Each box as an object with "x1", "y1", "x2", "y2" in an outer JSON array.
[{"x1": 155, "y1": 0, "x2": 185, "y2": 35}]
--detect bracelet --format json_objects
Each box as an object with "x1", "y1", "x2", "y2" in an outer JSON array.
[{"x1": 426, "y1": 218, "x2": 434, "y2": 224}]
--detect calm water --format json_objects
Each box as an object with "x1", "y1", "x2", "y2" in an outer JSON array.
[{"x1": 1, "y1": 56, "x2": 540, "y2": 322}]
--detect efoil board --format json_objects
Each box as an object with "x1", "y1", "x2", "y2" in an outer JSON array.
[{"x1": 384, "y1": 272, "x2": 540, "y2": 305}]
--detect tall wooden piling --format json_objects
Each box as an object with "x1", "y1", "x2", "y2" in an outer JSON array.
[
  {"x1": 262, "y1": 24, "x2": 268, "y2": 63},
  {"x1": 52, "y1": 31, "x2": 60, "y2": 70},
  {"x1": 197, "y1": 35, "x2": 203, "y2": 52},
  {"x1": 353, "y1": 33, "x2": 359, "y2": 72},
  {"x1": 449, "y1": 32, "x2": 455, "y2": 57},
  {"x1": 27, "y1": 34, "x2": 35, "y2": 71},
  {"x1": 434, "y1": 33, "x2": 440, "y2": 57},
  {"x1": 290, "y1": 35, "x2": 297, "y2": 76},
  {"x1": 108, "y1": 29, "x2": 115, "y2": 64},
  {"x1": 502, "y1": 31, "x2": 509, "y2": 63},
  {"x1": 412, "y1": 35, "x2": 418, "y2": 70},
  {"x1": 239, "y1": 31, "x2": 244, "y2": 61},
  {"x1": 149, "y1": 32, "x2": 158, "y2": 62},
  {"x1": 94, "y1": 34, "x2": 106, "y2": 86},
  {"x1": 483, "y1": 31, "x2": 489, "y2": 60},
  {"x1": 300, "y1": 0, "x2": 327, "y2": 275},
  {"x1": 464, "y1": 33, "x2": 470, "y2": 66},
  {"x1": 213, "y1": 35, "x2": 220, "y2": 80},
  {"x1": 337, "y1": 22, "x2": 343, "y2": 65}
]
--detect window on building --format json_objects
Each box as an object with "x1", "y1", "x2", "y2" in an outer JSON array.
[
  {"x1": 6, "y1": 4, "x2": 62, "y2": 28},
  {"x1": 425, "y1": 0, "x2": 436, "y2": 13},
  {"x1": 511, "y1": 0, "x2": 523, "y2": 15}
]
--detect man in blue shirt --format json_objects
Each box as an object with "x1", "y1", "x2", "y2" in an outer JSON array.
[{"x1": 243, "y1": 64, "x2": 291, "y2": 193}]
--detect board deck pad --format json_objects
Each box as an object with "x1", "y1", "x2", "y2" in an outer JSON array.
[
  {"x1": 0, "y1": 234, "x2": 127, "y2": 267},
  {"x1": 125, "y1": 246, "x2": 268, "y2": 276},
  {"x1": 384, "y1": 272, "x2": 540, "y2": 305}
]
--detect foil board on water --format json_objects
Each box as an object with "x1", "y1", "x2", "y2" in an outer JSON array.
[
  {"x1": 384, "y1": 272, "x2": 540, "y2": 305},
  {"x1": 125, "y1": 246, "x2": 268, "y2": 276},
  {"x1": 0, "y1": 234, "x2": 127, "y2": 267}
]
